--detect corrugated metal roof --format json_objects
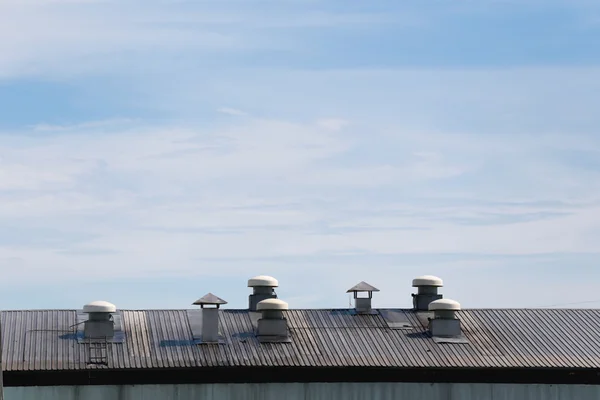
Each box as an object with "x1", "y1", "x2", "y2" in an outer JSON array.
[{"x1": 2, "y1": 308, "x2": 600, "y2": 371}]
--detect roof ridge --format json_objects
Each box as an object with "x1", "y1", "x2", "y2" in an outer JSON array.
[{"x1": 1, "y1": 307, "x2": 599, "y2": 312}]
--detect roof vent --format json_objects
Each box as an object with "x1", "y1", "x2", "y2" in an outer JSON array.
[
  {"x1": 412, "y1": 275, "x2": 443, "y2": 311},
  {"x1": 248, "y1": 275, "x2": 278, "y2": 311},
  {"x1": 428, "y1": 299, "x2": 462, "y2": 337},
  {"x1": 82, "y1": 300, "x2": 116, "y2": 339},
  {"x1": 256, "y1": 298, "x2": 290, "y2": 342},
  {"x1": 192, "y1": 293, "x2": 227, "y2": 343},
  {"x1": 347, "y1": 281, "x2": 379, "y2": 314}
]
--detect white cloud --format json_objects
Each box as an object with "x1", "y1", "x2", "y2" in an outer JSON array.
[
  {"x1": 217, "y1": 108, "x2": 249, "y2": 117},
  {"x1": 0, "y1": 3, "x2": 264, "y2": 78},
  {"x1": 1, "y1": 105, "x2": 600, "y2": 291},
  {"x1": 0, "y1": 1, "x2": 418, "y2": 79},
  {"x1": 1, "y1": 68, "x2": 600, "y2": 310},
  {"x1": 316, "y1": 118, "x2": 349, "y2": 131},
  {"x1": 31, "y1": 118, "x2": 136, "y2": 132},
  {"x1": 1, "y1": 0, "x2": 600, "y2": 308}
]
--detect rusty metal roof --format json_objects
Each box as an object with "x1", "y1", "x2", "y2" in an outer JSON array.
[{"x1": 2, "y1": 308, "x2": 600, "y2": 371}]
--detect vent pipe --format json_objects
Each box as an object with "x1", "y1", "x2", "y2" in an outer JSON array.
[
  {"x1": 248, "y1": 275, "x2": 278, "y2": 311},
  {"x1": 256, "y1": 298, "x2": 289, "y2": 342},
  {"x1": 428, "y1": 299, "x2": 462, "y2": 337},
  {"x1": 346, "y1": 281, "x2": 380, "y2": 314},
  {"x1": 82, "y1": 301, "x2": 116, "y2": 339},
  {"x1": 192, "y1": 293, "x2": 227, "y2": 343},
  {"x1": 412, "y1": 275, "x2": 443, "y2": 311}
]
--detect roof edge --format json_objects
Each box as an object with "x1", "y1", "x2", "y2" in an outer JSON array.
[{"x1": 5, "y1": 366, "x2": 600, "y2": 386}]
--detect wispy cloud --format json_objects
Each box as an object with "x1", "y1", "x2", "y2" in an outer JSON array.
[
  {"x1": 217, "y1": 108, "x2": 249, "y2": 117},
  {"x1": 0, "y1": 1, "x2": 420, "y2": 79},
  {"x1": 30, "y1": 118, "x2": 137, "y2": 132},
  {"x1": 316, "y1": 118, "x2": 348, "y2": 131},
  {"x1": 2, "y1": 105, "x2": 600, "y2": 286},
  {"x1": 1, "y1": 0, "x2": 600, "y2": 310}
]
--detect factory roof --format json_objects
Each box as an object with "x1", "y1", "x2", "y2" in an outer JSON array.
[{"x1": 2, "y1": 307, "x2": 600, "y2": 373}]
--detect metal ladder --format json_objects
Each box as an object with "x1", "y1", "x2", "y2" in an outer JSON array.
[{"x1": 87, "y1": 336, "x2": 109, "y2": 365}]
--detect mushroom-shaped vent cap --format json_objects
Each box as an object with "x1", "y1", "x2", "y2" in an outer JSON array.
[
  {"x1": 83, "y1": 300, "x2": 116, "y2": 313},
  {"x1": 412, "y1": 275, "x2": 443, "y2": 287},
  {"x1": 248, "y1": 275, "x2": 279, "y2": 287},
  {"x1": 428, "y1": 298, "x2": 461, "y2": 311},
  {"x1": 256, "y1": 298, "x2": 288, "y2": 311}
]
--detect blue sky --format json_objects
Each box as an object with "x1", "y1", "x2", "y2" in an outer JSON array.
[{"x1": 1, "y1": 0, "x2": 600, "y2": 310}]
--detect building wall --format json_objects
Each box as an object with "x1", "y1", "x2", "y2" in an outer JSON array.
[{"x1": 4, "y1": 382, "x2": 599, "y2": 400}]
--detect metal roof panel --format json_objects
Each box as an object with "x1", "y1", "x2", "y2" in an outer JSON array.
[{"x1": 3, "y1": 308, "x2": 600, "y2": 371}]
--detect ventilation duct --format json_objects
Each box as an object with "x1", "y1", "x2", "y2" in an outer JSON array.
[
  {"x1": 248, "y1": 275, "x2": 278, "y2": 311},
  {"x1": 428, "y1": 298, "x2": 462, "y2": 337},
  {"x1": 256, "y1": 298, "x2": 290, "y2": 342},
  {"x1": 412, "y1": 275, "x2": 443, "y2": 311},
  {"x1": 192, "y1": 293, "x2": 227, "y2": 343},
  {"x1": 82, "y1": 301, "x2": 116, "y2": 339},
  {"x1": 346, "y1": 281, "x2": 379, "y2": 314}
]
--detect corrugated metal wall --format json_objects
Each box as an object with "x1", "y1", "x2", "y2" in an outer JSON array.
[{"x1": 5, "y1": 383, "x2": 600, "y2": 400}]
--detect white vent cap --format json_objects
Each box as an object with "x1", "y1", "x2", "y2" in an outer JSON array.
[
  {"x1": 428, "y1": 298, "x2": 461, "y2": 311},
  {"x1": 248, "y1": 275, "x2": 279, "y2": 288},
  {"x1": 412, "y1": 275, "x2": 443, "y2": 287},
  {"x1": 256, "y1": 298, "x2": 288, "y2": 311},
  {"x1": 83, "y1": 300, "x2": 116, "y2": 313}
]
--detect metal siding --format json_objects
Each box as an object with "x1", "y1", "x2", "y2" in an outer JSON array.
[
  {"x1": 4, "y1": 308, "x2": 600, "y2": 371},
  {"x1": 5, "y1": 383, "x2": 600, "y2": 400}
]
